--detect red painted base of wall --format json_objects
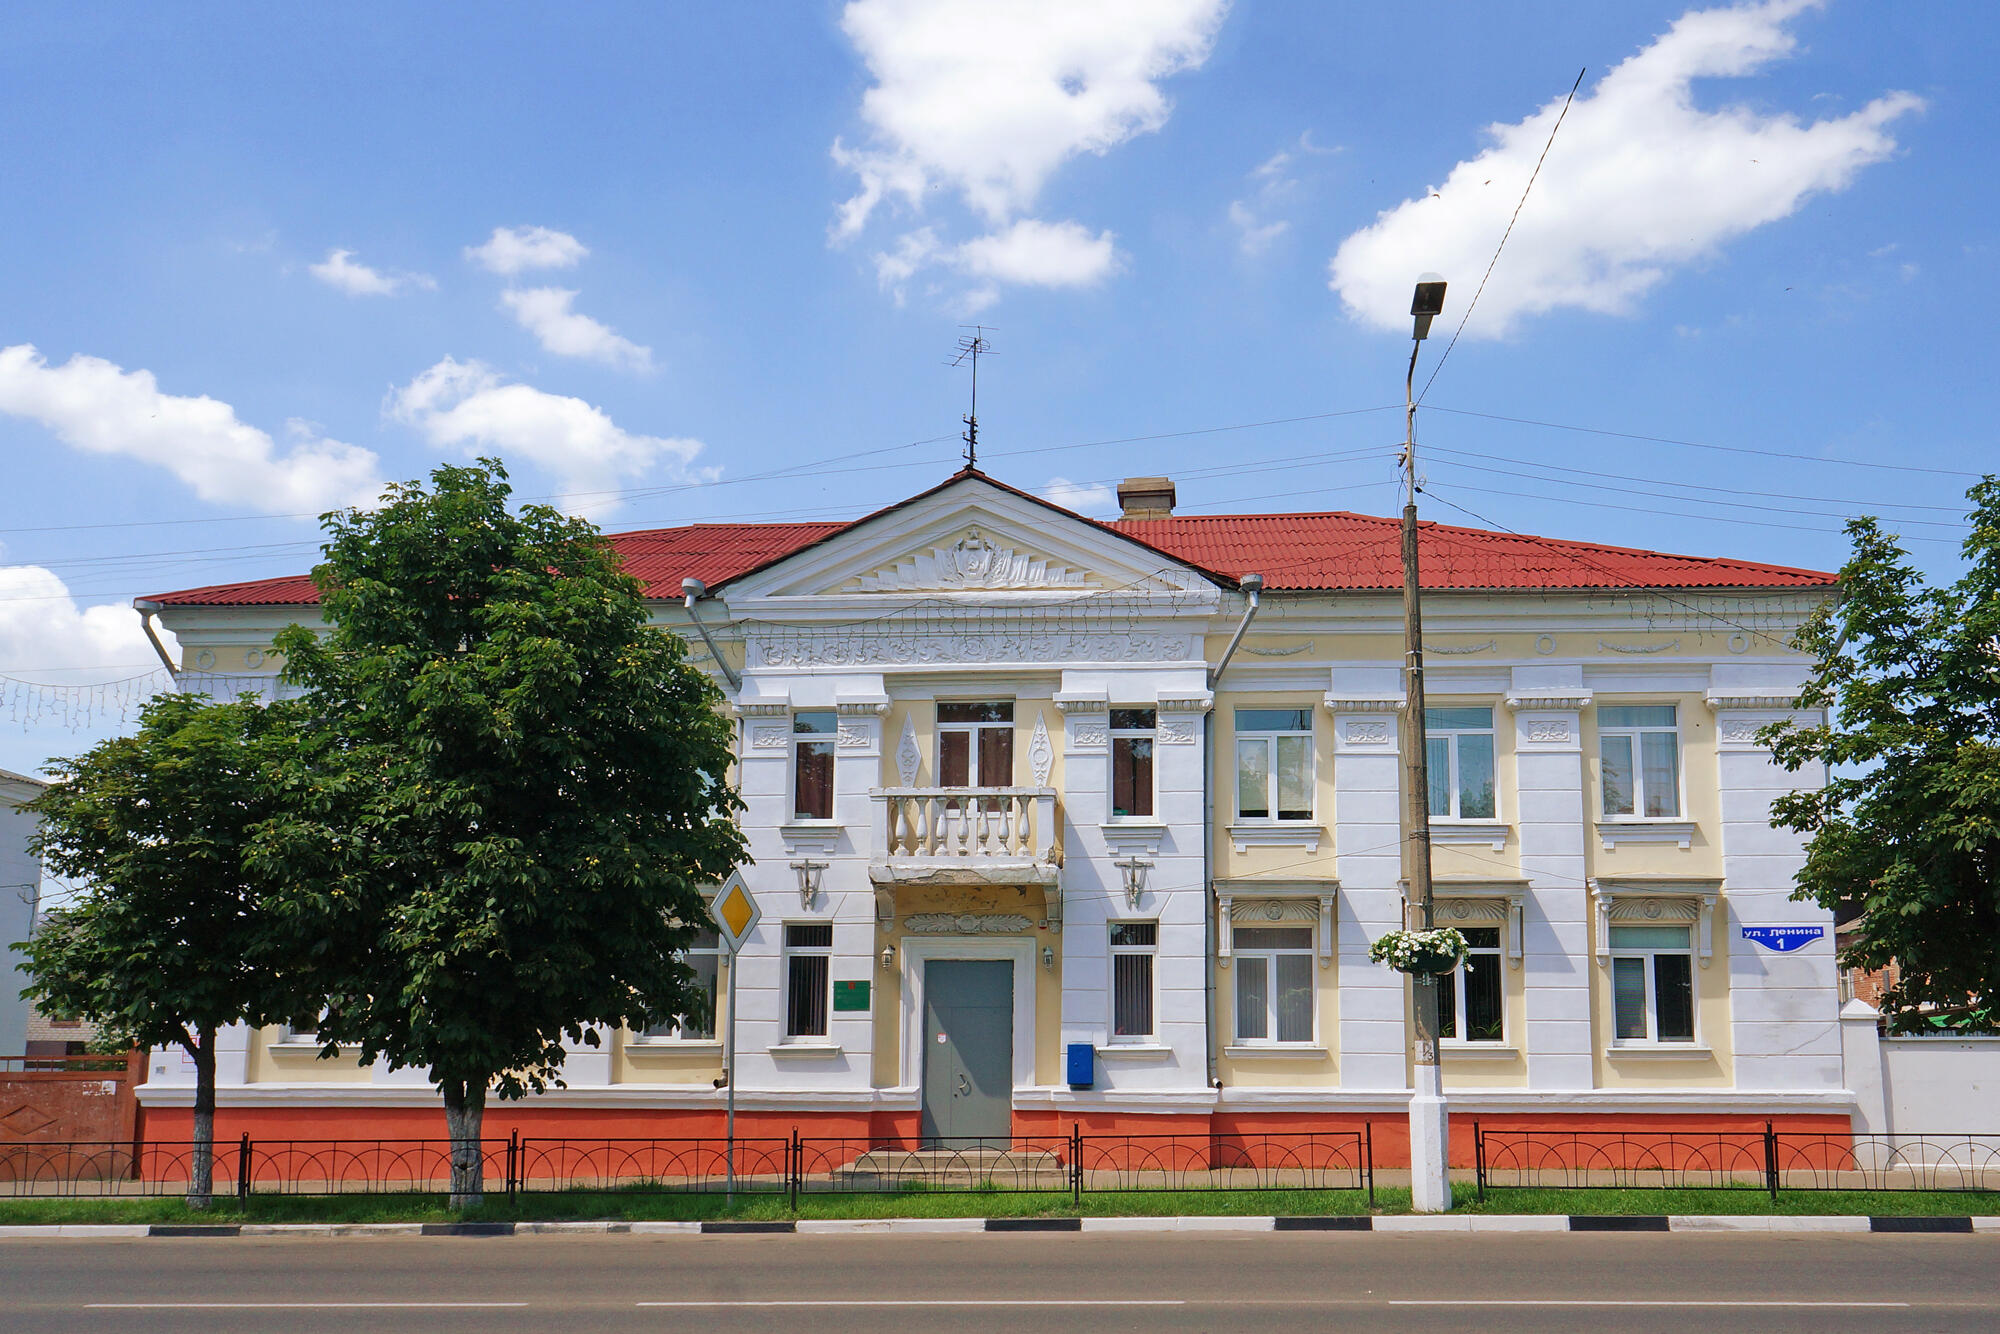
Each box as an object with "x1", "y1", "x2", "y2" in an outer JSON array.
[{"x1": 138, "y1": 1102, "x2": 1854, "y2": 1169}]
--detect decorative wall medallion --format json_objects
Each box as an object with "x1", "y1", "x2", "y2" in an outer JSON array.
[
  {"x1": 1345, "y1": 721, "x2": 1392, "y2": 744},
  {"x1": 243, "y1": 649, "x2": 265, "y2": 668},
  {"x1": 1727, "y1": 632, "x2": 1750, "y2": 654},
  {"x1": 1028, "y1": 713, "x2": 1054, "y2": 785},
  {"x1": 1423, "y1": 639, "x2": 1497, "y2": 656},
  {"x1": 1597, "y1": 638, "x2": 1681, "y2": 655},
  {"x1": 1228, "y1": 899, "x2": 1319, "y2": 925},
  {"x1": 1447, "y1": 901, "x2": 1469, "y2": 920},
  {"x1": 750, "y1": 727, "x2": 789, "y2": 750},
  {"x1": 752, "y1": 632, "x2": 1196, "y2": 668},
  {"x1": 1526, "y1": 719, "x2": 1572, "y2": 743},
  {"x1": 895, "y1": 715, "x2": 922, "y2": 784},
  {"x1": 194, "y1": 649, "x2": 216, "y2": 670},
  {"x1": 1245, "y1": 640, "x2": 1315, "y2": 657},
  {"x1": 902, "y1": 912, "x2": 1034, "y2": 935},
  {"x1": 1157, "y1": 720, "x2": 1197, "y2": 745},
  {"x1": 1264, "y1": 902, "x2": 1283, "y2": 921},
  {"x1": 1642, "y1": 899, "x2": 1663, "y2": 919},
  {"x1": 1535, "y1": 634, "x2": 1556, "y2": 655}
]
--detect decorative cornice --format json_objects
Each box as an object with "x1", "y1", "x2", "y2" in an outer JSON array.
[
  {"x1": 1704, "y1": 693, "x2": 1801, "y2": 710},
  {"x1": 735, "y1": 701, "x2": 790, "y2": 717},
  {"x1": 1156, "y1": 696, "x2": 1214, "y2": 714},
  {"x1": 1053, "y1": 695, "x2": 1109, "y2": 714},
  {"x1": 1504, "y1": 693, "x2": 1592, "y2": 712},
  {"x1": 1322, "y1": 694, "x2": 1405, "y2": 713},
  {"x1": 836, "y1": 698, "x2": 892, "y2": 716}
]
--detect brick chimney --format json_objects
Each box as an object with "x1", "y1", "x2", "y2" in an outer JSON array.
[{"x1": 1116, "y1": 476, "x2": 1176, "y2": 520}]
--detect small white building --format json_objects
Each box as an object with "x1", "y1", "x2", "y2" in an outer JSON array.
[{"x1": 134, "y1": 469, "x2": 1852, "y2": 1153}]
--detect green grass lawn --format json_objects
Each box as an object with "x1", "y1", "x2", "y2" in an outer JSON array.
[{"x1": 1, "y1": 1181, "x2": 1995, "y2": 1225}]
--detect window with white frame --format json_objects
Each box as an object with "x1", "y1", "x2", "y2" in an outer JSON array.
[
  {"x1": 1110, "y1": 921, "x2": 1158, "y2": 1040},
  {"x1": 784, "y1": 922, "x2": 833, "y2": 1038},
  {"x1": 1437, "y1": 926, "x2": 1504, "y2": 1042},
  {"x1": 1609, "y1": 924, "x2": 1696, "y2": 1043},
  {"x1": 1425, "y1": 707, "x2": 1497, "y2": 820},
  {"x1": 792, "y1": 710, "x2": 836, "y2": 821},
  {"x1": 642, "y1": 925, "x2": 720, "y2": 1041},
  {"x1": 1599, "y1": 705, "x2": 1681, "y2": 818},
  {"x1": 1110, "y1": 708, "x2": 1156, "y2": 819},
  {"x1": 1233, "y1": 926, "x2": 1315, "y2": 1043},
  {"x1": 938, "y1": 702, "x2": 1013, "y2": 788},
  {"x1": 1235, "y1": 708, "x2": 1313, "y2": 821}
]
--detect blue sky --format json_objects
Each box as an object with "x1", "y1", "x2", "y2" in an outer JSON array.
[{"x1": 0, "y1": 1, "x2": 1993, "y2": 780}]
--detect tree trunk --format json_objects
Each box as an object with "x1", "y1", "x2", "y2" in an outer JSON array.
[
  {"x1": 187, "y1": 1027, "x2": 216, "y2": 1211},
  {"x1": 441, "y1": 1078, "x2": 486, "y2": 1210}
]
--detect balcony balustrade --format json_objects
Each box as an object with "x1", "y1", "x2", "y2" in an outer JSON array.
[{"x1": 868, "y1": 787, "x2": 1061, "y2": 886}]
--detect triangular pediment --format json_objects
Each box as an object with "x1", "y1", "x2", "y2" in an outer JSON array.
[{"x1": 718, "y1": 472, "x2": 1223, "y2": 607}]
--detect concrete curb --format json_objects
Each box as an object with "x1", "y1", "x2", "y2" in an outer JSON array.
[{"x1": 1, "y1": 1215, "x2": 1995, "y2": 1240}]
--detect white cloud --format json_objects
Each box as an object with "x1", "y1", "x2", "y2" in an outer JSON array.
[
  {"x1": 0, "y1": 566, "x2": 169, "y2": 680},
  {"x1": 498, "y1": 287, "x2": 654, "y2": 373},
  {"x1": 1040, "y1": 477, "x2": 1116, "y2": 516},
  {"x1": 0, "y1": 345, "x2": 384, "y2": 513},
  {"x1": 464, "y1": 226, "x2": 589, "y2": 276},
  {"x1": 388, "y1": 358, "x2": 711, "y2": 517},
  {"x1": 834, "y1": 0, "x2": 1223, "y2": 304},
  {"x1": 1329, "y1": 0, "x2": 1923, "y2": 338},
  {"x1": 308, "y1": 248, "x2": 436, "y2": 297},
  {"x1": 954, "y1": 220, "x2": 1121, "y2": 287},
  {"x1": 1229, "y1": 143, "x2": 1305, "y2": 257}
]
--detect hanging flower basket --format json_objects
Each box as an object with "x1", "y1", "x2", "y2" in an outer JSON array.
[{"x1": 1369, "y1": 927, "x2": 1469, "y2": 981}]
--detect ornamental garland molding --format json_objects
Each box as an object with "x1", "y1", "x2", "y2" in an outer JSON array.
[
  {"x1": 1244, "y1": 640, "x2": 1315, "y2": 657},
  {"x1": 746, "y1": 632, "x2": 1201, "y2": 668},
  {"x1": 1504, "y1": 693, "x2": 1592, "y2": 712},
  {"x1": 1324, "y1": 695, "x2": 1405, "y2": 713},
  {"x1": 1423, "y1": 639, "x2": 1498, "y2": 656},
  {"x1": 902, "y1": 912, "x2": 1035, "y2": 935},
  {"x1": 1597, "y1": 638, "x2": 1681, "y2": 655},
  {"x1": 1705, "y1": 694, "x2": 1801, "y2": 710}
]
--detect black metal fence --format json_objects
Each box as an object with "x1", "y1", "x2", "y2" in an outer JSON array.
[
  {"x1": 1, "y1": 1128, "x2": 1373, "y2": 1206},
  {"x1": 1473, "y1": 1123, "x2": 2000, "y2": 1200}
]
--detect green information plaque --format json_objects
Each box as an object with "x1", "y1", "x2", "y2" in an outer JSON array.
[{"x1": 833, "y1": 980, "x2": 871, "y2": 1012}]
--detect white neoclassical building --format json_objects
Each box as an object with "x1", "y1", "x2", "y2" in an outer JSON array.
[{"x1": 135, "y1": 469, "x2": 1852, "y2": 1153}]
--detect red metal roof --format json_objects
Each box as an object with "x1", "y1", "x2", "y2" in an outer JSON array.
[{"x1": 148, "y1": 505, "x2": 1832, "y2": 607}]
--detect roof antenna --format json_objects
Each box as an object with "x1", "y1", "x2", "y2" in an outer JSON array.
[{"x1": 948, "y1": 326, "x2": 993, "y2": 468}]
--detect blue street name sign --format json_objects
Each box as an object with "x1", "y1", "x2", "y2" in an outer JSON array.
[{"x1": 1740, "y1": 925, "x2": 1825, "y2": 952}]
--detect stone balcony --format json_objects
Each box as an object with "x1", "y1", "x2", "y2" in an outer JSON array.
[{"x1": 867, "y1": 786, "x2": 1062, "y2": 886}]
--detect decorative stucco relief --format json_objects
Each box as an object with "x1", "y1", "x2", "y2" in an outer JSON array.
[
  {"x1": 849, "y1": 529, "x2": 1095, "y2": 592},
  {"x1": 902, "y1": 912, "x2": 1035, "y2": 935},
  {"x1": 1028, "y1": 714, "x2": 1054, "y2": 785},
  {"x1": 751, "y1": 632, "x2": 1196, "y2": 668}
]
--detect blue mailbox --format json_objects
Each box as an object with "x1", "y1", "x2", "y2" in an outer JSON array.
[{"x1": 1066, "y1": 1042, "x2": 1095, "y2": 1089}]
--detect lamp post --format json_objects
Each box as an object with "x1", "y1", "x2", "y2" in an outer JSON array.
[{"x1": 1401, "y1": 275, "x2": 1451, "y2": 1212}]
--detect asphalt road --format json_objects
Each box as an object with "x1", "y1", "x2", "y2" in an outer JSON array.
[{"x1": 4, "y1": 1232, "x2": 1997, "y2": 1333}]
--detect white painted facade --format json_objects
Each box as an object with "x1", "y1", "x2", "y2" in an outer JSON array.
[
  {"x1": 138, "y1": 473, "x2": 1859, "y2": 1138},
  {"x1": 0, "y1": 767, "x2": 46, "y2": 1056}
]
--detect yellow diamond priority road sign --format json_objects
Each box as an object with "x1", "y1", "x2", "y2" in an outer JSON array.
[{"x1": 710, "y1": 869, "x2": 759, "y2": 953}]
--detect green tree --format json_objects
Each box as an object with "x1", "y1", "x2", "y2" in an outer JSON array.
[
  {"x1": 1767, "y1": 477, "x2": 2000, "y2": 1033},
  {"x1": 19, "y1": 693, "x2": 312, "y2": 1207},
  {"x1": 256, "y1": 461, "x2": 744, "y2": 1207}
]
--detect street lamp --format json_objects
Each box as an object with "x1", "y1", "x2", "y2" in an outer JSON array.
[{"x1": 1399, "y1": 274, "x2": 1451, "y2": 1213}]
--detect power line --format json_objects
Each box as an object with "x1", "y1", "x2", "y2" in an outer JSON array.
[
  {"x1": 1426, "y1": 404, "x2": 1985, "y2": 480},
  {"x1": 1417, "y1": 67, "x2": 1586, "y2": 404}
]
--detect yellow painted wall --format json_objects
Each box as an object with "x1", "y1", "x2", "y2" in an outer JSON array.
[
  {"x1": 1583, "y1": 691, "x2": 1724, "y2": 880},
  {"x1": 1591, "y1": 924, "x2": 1735, "y2": 1088},
  {"x1": 1210, "y1": 690, "x2": 1341, "y2": 883}
]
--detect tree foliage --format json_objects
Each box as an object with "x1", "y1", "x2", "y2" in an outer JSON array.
[
  {"x1": 19, "y1": 692, "x2": 313, "y2": 1205},
  {"x1": 1767, "y1": 477, "x2": 2000, "y2": 1033},
  {"x1": 254, "y1": 461, "x2": 745, "y2": 1203}
]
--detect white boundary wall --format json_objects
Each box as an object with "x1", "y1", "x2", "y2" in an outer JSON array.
[{"x1": 1842, "y1": 999, "x2": 2000, "y2": 1135}]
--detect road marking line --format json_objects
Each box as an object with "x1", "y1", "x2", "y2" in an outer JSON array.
[
  {"x1": 635, "y1": 1299, "x2": 1188, "y2": 1307},
  {"x1": 87, "y1": 1302, "x2": 530, "y2": 1310},
  {"x1": 1391, "y1": 1300, "x2": 1910, "y2": 1308}
]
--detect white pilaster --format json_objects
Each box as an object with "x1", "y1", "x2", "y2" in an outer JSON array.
[
  {"x1": 1507, "y1": 669, "x2": 1594, "y2": 1090},
  {"x1": 1328, "y1": 667, "x2": 1406, "y2": 1093}
]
